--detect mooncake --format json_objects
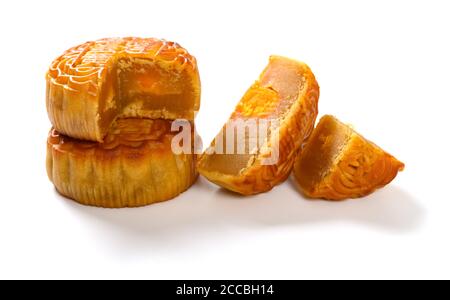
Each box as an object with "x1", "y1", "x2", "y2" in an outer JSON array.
[
  {"x1": 293, "y1": 115, "x2": 405, "y2": 200},
  {"x1": 47, "y1": 119, "x2": 199, "y2": 207},
  {"x1": 198, "y1": 56, "x2": 319, "y2": 195},
  {"x1": 46, "y1": 37, "x2": 200, "y2": 142}
]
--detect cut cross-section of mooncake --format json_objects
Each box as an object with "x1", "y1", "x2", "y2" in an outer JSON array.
[
  {"x1": 47, "y1": 119, "x2": 199, "y2": 208},
  {"x1": 46, "y1": 37, "x2": 201, "y2": 142},
  {"x1": 198, "y1": 56, "x2": 320, "y2": 195},
  {"x1": 293, "y1": 115, "x2": 405, "y2": 200}
]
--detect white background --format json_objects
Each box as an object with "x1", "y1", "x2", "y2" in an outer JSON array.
[{"x1": 0, "y1": 0, "x2": 449, "y2": 280}]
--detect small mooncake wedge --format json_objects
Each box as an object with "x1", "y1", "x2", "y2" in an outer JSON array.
[{"x1": 293, "y1": 115, "x2": 405, "y2": 200}]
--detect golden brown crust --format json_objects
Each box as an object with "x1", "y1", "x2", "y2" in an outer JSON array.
[
  {"x1": 46, "y1": 37, "x2": 201, "y2": 142},
  {"x1": 197, "y1": 56, "x2": 320, "y2": 195},
  {"x1": 47, "y1": 119, "x2": 199, "y2": 207},
  {"x1": 293, "y1": 115, "x2": 405, "y2": 200}
]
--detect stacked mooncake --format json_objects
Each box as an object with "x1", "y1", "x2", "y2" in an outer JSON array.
[{"x1": 46, "y1": 37, "x2": 201, "y2": 207}]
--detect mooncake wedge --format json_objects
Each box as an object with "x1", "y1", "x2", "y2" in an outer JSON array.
[
  {"x1": 46, "y1": 37, "x2": 201, "y2": 142},
  {"x1": 293, "y1": 115, "x2": 405, "y2": 200},
  {"x1": 47, "y1": 119, "x2": 199, "y2": 208},
  {"x1": 198, "y1": 56, "x2": 320, "y2": 195}
]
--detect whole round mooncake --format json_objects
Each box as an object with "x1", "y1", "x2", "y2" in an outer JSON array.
[{"x1": 47, "y1": 119, "x2": 199, "y2": 208}]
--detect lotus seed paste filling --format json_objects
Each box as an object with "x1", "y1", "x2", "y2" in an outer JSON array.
[
  {"x1": 98, "y1": 57, "x2": 196, "y2": 139},
  {"x1": 296, "y1": 116, "x2": 352, "y2": 189}
]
